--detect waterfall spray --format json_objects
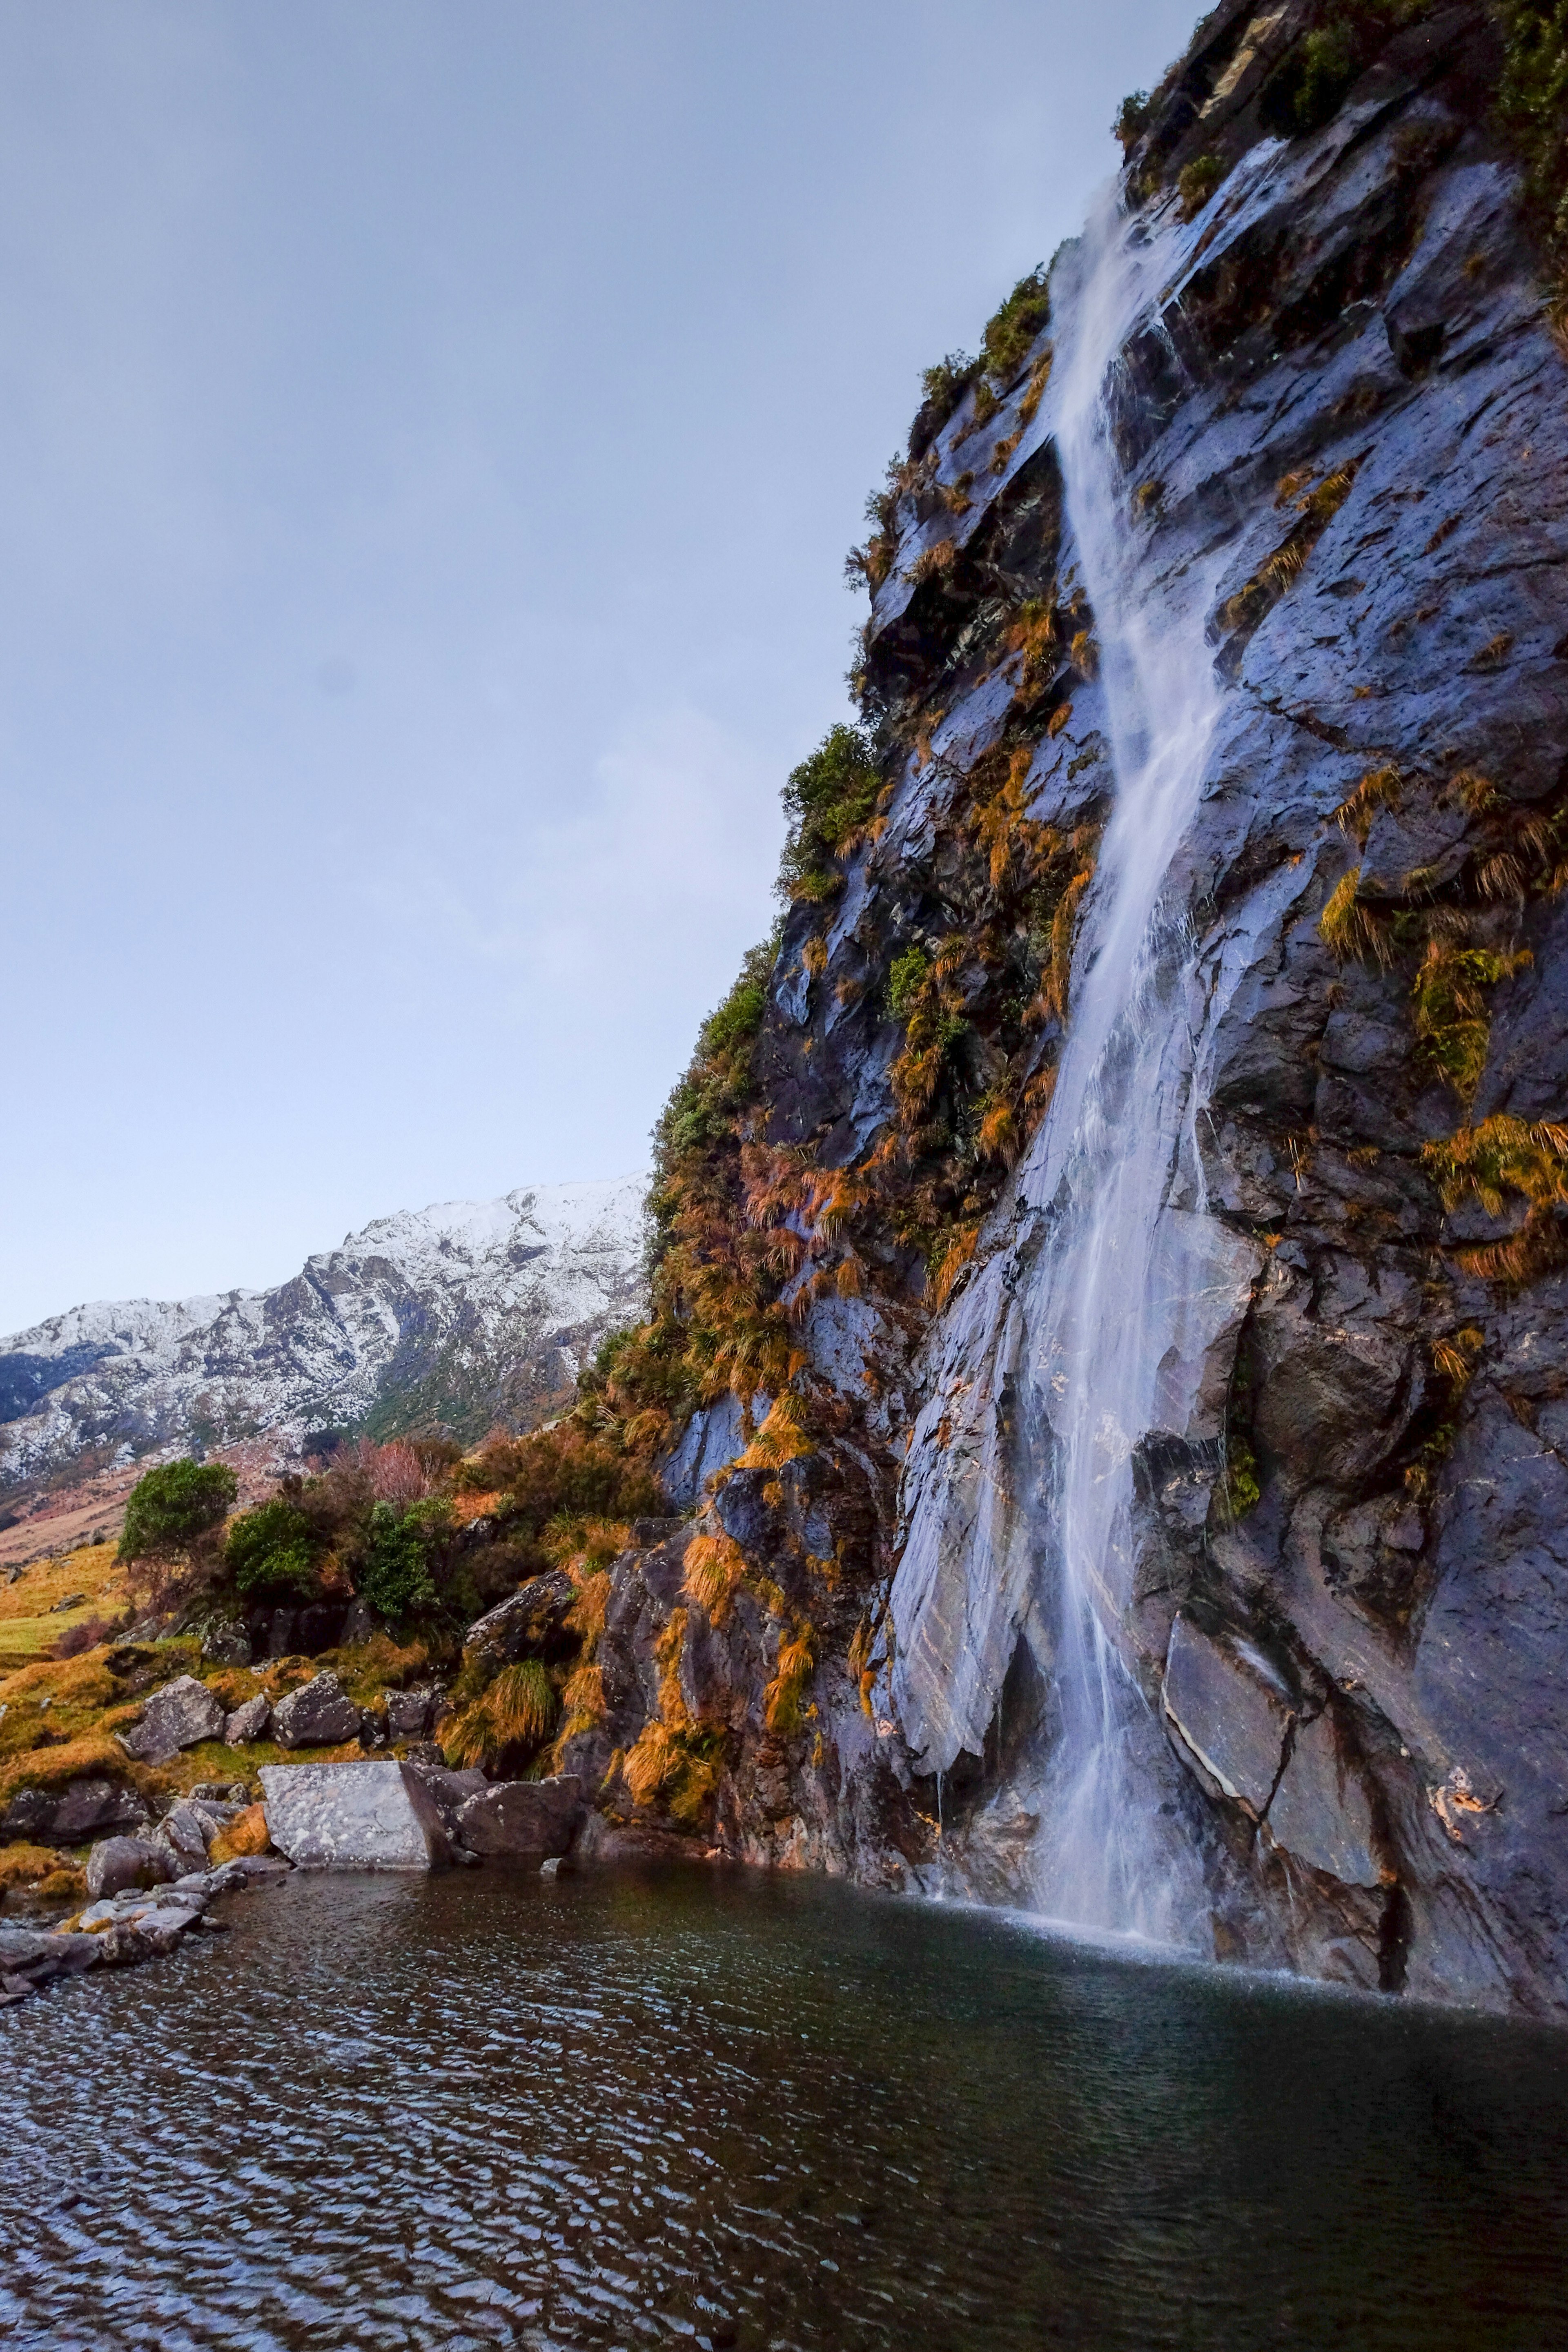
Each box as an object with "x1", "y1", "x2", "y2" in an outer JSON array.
[{"x1": 1014, "y1": 187, "x2": 1235, "y2": 1942}]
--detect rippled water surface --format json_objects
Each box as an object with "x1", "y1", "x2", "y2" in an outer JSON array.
[{"x1": 2, "y1": 1866, "x2": 1566, "y2": 2350}]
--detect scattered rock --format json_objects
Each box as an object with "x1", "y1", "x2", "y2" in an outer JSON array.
[
  {"x1": 272, "y1": 1672, "x2": 361, "y2": 1750},
  {"x1": 49, "y1": 1592, "x2": 87, "y2": 1614},
  {"x1": 224, "y1": 1693, "x2": 272, "y2": 1746},
  {"x1": 0, "y1": 1777, "x2": 149, "y2": 1846},
  {"x1": 154, "y1": 1802, "x2": 217, "y2": 1870},
  {"x1": 455, "y1": 1775, "x2": 584, "y2": 1860},
  {"x1": 120, "y1": 1675, "x2": 227, "y2": 1764},
  {"x1": 85, "y1": 1837, "x2": 176, "y2": 1900},
  {"x1": 199, "y1": 1619, "x2": 252, "y2": 1668},
  {"x1": 384, "y1": 1687, "x2": 432, "y2": 1740},
  {"x1": 259, "y1": 1760, "x2": 454, "y2": 1869}
]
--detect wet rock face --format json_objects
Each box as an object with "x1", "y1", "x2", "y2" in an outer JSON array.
[{"x1": 568, "y1": 3, "x2": 1568, "y2": 2016}]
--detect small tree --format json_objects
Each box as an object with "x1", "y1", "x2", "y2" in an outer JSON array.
[
  {"x1": 224, "y1": 1497, "x2": 320, "y2": 1598},
  {"x1": 118, "y1": 1459, "x2": 238, "y2": 1564}
]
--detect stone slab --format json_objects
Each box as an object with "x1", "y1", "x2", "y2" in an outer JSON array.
[
  {"x1": 1265, "y1": 1711, "x2": 1382, "y2": 1887},
  {"x1": 260, "y1": 1760, "x2": 453, "y2": 1870},
  {"x1": 1162, "y1": 1613, "x2": 1294, "y2": 1820}
]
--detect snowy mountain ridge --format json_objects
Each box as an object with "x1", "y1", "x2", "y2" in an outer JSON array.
[{"x1": 0, "y1": 1175, "x2": 648, "y2": 1493}]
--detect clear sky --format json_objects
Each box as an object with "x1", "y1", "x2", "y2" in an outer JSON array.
[{"x1": 0, "y1": 0, "x2": 1197, "y2": 1334}]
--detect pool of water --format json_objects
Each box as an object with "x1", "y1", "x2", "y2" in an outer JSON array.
[{"x1": 1, "y1": 1864, "x2": 1565, "y2": 2350}]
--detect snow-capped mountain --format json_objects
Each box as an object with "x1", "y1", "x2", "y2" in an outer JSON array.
[{"x1": 0, "y1": 1176, "x2": 647, "y2": 1493}]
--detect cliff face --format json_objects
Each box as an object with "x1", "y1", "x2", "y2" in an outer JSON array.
[
  {"x1": 0, "y1": 1178, "x2": 646, "y2": 1497},
  {"x1": 558, "y1": 1, "x2": 1568, "y2": 2016}
]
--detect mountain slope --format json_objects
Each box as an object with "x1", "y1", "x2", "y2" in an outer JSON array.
[{"x1": 0, "y1": 1176, "x2": 647, "y2": 1494}]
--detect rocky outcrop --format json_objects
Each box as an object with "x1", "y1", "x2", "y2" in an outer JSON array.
[
  {"x1": 0, "y1": 1175, "x2": 646, "y2": 1495},
  {"x1": 548, "y1": 2, "x2": 1568, "y2": 2017}
]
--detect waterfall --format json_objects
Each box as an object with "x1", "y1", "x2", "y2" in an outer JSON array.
[{"x1": 1012, "y1": 189, "x2": 1232, "y2": 1944}]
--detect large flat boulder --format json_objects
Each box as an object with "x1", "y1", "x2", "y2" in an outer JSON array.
[
  {"x1": 455, "y1": 1775, "x2": 584, "y2": 1860},
  {"x1": 259, "y1": 1761, "x2": 453, "y2": 1869},
  {"x1": 272, "y1": 1671, "x2": 361, "y2": 1750},
  {"x1": 120, "y1": 1675, "x2": 226, "y2": 1764}
]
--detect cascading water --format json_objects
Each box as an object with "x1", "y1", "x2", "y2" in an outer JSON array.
[{"x1": 1009, "y1": 187, "x2": 1239, "y2": 1943}]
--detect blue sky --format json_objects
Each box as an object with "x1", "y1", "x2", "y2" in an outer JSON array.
[{"x1": 0, "y1": 0, "x2": 1196, "y2": 1332}]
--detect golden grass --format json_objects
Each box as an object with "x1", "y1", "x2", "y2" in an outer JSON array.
[
  {"x1": 0, "y1": 1842, "x2": 65, "y2": 1891},
  {"x1": 736, "y1": 1395, "x2": 812, "y2": 1473},
  {"x1": 764, "y1": 1626, "x2": 816, "y2": 1736},
  {"x1": 682, "y1": 1532, "x2": 747, "y2": 1623},
  {"x1": 209, "y1": 1803, "x2": 272, "y2": 1862}
]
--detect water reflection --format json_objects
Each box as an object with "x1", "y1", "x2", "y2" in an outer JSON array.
[{"x1": 1, "y1": 1866, "x2": 1564, "y2": 2350}]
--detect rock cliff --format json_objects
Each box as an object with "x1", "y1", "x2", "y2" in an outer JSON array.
[
  {"x1": 559, "y1": 1, "x2": 1568, "y2": 2017},
  {"x1": 0, "y1": 1177, "x2": 646, "y2": 1497}
]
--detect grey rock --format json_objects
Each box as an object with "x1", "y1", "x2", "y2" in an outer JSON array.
[
  {"x1": 383, "y1": 1687, "x2": 431, "y2": 1740},
  {"x1": 85, "y1": 1838, "x2": 176, "y2": 1901},
  {"x1": 455, "y1": 1776, "x2": 584, "y2": 1860},
  {"x1": 1266, "y1": 1713, "x2": 1382, "y2": 1888},
  {"x1": 402, "y1": 1761, "x2": 487, "y2": 1840},
  {"x1": 200, "y1": 1619, "x2": 252, "y2": 1668},
  {"x1": 224, "y1": 1693, "x2": 272, "y2": 1745},
  {"x1": 259, "y1": 1760, "x2": 453, "y2": 1869},
  {"x1": 272, "y1": 1672, "x2": 361, "y2": 1751},
  {"x1": 120, "y1": 1675, "x2": 226, "y2": 1764},
  {"x1": 1, "y1": 1776, "x2": 149, "y2": 1845},
  {"x1": 1161, "y1": 1615, "x2": 1293, "y2": 1821},
  {"x1": 463, "y1": 1576, "x2": 578, "y2": 1669},
  {"x1": 153, "y1": 1801, "x2": 217, "y2": 1868}
]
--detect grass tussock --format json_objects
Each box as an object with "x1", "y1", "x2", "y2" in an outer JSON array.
[
  {"x1": 1423, "y1": 1117, "x2": 1568, "y2": 1283},
  {"x1": 681, "y1": 1532, "x2": 748, "y2": 1624}
]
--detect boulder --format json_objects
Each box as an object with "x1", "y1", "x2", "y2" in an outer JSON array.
[
  {"x1": 154, "y1": 1801, "x2": 216, "y2": 1868},
  {"x1": 384, "y1": 1687, "x2": 432, "y2": 1740},
  {"x1": 259, "y1": 1760, "x2": 454, "y2": 1869},
  {"x1": 403, "y1": 1761, "x2": 487, "y2": 1841},
  {"x1": 85, "y1": 1837, "x2": 177, "y2": 1900},
  {"x1": 455, "y1": 1775, "x2": 584, "y2": 1860},
  {"x1": 224, "y1": 1693, "x2": 272, "y2": 1745},
  {"x1": 1, "y1": 1777, "x2": 149, "y2": 1846},
  {"x1": 272, "y1": 1671, "x2": 361, "y2": 1750},
  {"x1": 199, "y1": 1619, "x2": 252, "y2": 1668},
  {"x1": 464, "y1": 1575, "x2": 579, "y2": 1668},
  {"x1": 120, "y1": 1675, "x2": 226, "y2": 1764}
]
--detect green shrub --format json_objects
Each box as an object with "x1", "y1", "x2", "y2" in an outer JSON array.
[
  {"x1": 357, "y1": 1498, "x2": 450, "y2": 1623},
  {"x1": 224, "y1": 1499, "x2": 319, "y2": 1598},
  {"x1": 1114, "y1": 89, "x2": 1153, "y2": 151},
  {"x1": 978, "y1": 265, "x2": 1050, "y2": 386},
  {"x1": 777, "y1": 725, "x2": 882, "y2": 905},
  {"x1": 1497, "y1": 0, "x2": 1568, "y2": 251},
  {"x1": 118, "y1": 1459, "x2": 237, "y2": 1563},
  {"x1": 887, "y1": 945, "x2": 931, "y2": 1019},
  {"x1": 1177, "y1": 153, "x2": 1226, "y2": 219}
]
